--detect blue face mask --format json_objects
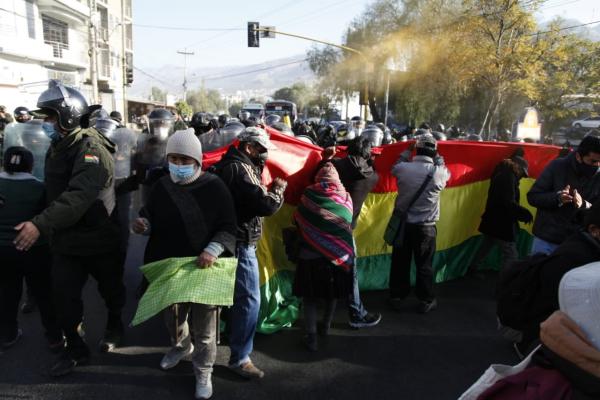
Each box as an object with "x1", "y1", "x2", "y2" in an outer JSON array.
[
  {"x1": 42, "y1": 122, "x2": 60, "y2": 141},
  {"x1": 168, "y1": 162, "x2": 196, "y2": 181}
]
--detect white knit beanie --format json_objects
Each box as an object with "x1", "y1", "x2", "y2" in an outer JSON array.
[{"x1": 166, "y1": 128, "x2": 202, "y2": 165}]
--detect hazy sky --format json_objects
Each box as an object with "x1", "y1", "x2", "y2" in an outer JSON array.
[{"x1": 132, "y1": 0, "x2": 599, "y2": 69}]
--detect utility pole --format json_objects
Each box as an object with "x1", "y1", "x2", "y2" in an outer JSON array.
[
  {"x1": 88, "y1": 0, "x2": 99, "y2": 104},
  {"x1": 120, "y1": 0, "x2": 128, "y2": 123},
  {"x1": 177, "y1": 48, "x2": 194, "y2": 102}
]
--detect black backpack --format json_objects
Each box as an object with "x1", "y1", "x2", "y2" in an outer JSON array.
[{"x1": 496, "y1": 253, "x2": 556, "y2": 330}]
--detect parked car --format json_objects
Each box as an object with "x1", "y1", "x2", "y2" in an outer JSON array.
[{"x1": 572, "y1": 116, "x2": 600, "y2": 129}]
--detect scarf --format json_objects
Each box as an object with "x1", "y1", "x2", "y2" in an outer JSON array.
[{"x1": 294, "y1": 163, "x2": 354, "y2": 271}]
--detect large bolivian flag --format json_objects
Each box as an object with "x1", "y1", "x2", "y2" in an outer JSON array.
[{"x1": 203, "y1": 129, "x2": 561, "y2": 333}]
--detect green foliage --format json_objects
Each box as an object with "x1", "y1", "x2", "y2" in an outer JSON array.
[
  {"x1": 186, "y1": 86, "x2": 226, "y2": 113},
  {"x1": 175, "y1": 101, "x2": 193, "y2": 118},
  {"x1": 149, "y1": 86, "x2": 166, "y2": 103},
  {"x1": 306, "y1": 0, "x2": 600, "y2": 136},
  {"x1": 229, "y1": 102, "x2": 243, "y2": 117}
]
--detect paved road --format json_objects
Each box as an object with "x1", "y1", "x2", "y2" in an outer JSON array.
[{"x1": 0, "y1": 234, "x2": 517, "y2": 400}]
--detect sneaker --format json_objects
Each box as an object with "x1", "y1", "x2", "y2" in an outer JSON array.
[
  {"x1": 160, "y1": 344, "x2": 194, "y2": 370},
  {"x1": 228, "y1": 361, "x2": 264, "y2": 379},
  {"x1": 21, "y1": 298, "x2": 36, "y2": 314},
  {"x1": 99, "y1": 322, "x2": 124, "y2": 353},
  {"x1": 303, "y1": 333, "x2": 318, "y2": 352},
  {"x1": 417, "y1": 299, "x2": 438, "y2": 314},
  {"x1": 349, "y1": 312, "x2": 382, "y2": 329},
  {"x1": 49, "y1": 350, "x2": 90, "y2": 377},
  {"x1": 2, "y1": 329, "x2": 22, "y2": 349},
  {"x1": 387, "y1": 298, "x2": 403, "y2": 312},
  {"x1": 195, "y1": 375, "x2": 213, "y2": 399}
]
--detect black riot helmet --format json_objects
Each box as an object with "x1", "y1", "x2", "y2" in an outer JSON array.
[
  {"x1": 265, "y1": 114, "x2": 281, "y2": 127},
  {"x1": 148, "y1": 108, "x2": 174, "y2": 139},
  {"x1": 190, "y1": 112, "x2": 213, "y2": 134},
  {"x1": 34, "y1": 80, "x2": 89, "y2": 131},
  {"x1": 14, "y1": 106, "x2": 31, "y2": 123},
  {"x1": 218, "y1": 114, "x2": 230, "y2": 128}
]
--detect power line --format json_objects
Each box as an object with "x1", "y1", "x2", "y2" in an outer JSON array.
[
  {"x1": 200, "y1": 58, "x2": 308, "y2": 82},
  {"x1": 133, "y1": 24, "x2": 243, "y2": 31},
  {"x1": 528, "y1": 19, "x2": 600, "y2": 35},
  {"x1": 132, "y1": 66, "x2": 172, "y2": 87}
]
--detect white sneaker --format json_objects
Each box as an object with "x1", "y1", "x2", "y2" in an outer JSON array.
[
  {"x1": 159, "y1": 344, "x2": 194, "y2": 370},
  {"x1": 195, "y1": 377, "x2": 213, "y2": 400}
]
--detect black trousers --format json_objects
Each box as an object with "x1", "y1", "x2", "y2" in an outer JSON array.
[
  {"x1": 52, "y1": 251, "x2": 126, "y2": 353},
  {"x1": 0, "y1": 245, "x2": 61, "y2": 342},
  {"x1": 389, "y1": 224, "x2": 437, "y2": 302}
]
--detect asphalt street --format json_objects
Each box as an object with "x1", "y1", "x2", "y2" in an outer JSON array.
[{"x1": 0, "y1": 233, "x2": 517, "y2": 400}]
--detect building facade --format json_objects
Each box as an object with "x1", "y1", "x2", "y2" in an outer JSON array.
[{"x1": 0, "y1": 0, "x2": 133, "y2": 119}]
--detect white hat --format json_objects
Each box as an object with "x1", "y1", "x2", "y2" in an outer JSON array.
[
  {"x1": 559, "y1": 261, "x2": 600, "y2": 349},
  {"x1": 166, "y1": 128, "x2": 202, "y2": 165}
]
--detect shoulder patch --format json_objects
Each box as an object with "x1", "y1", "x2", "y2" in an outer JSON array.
[{"x1": 84, "y1": 153, "x2": 100, "y2": 164}]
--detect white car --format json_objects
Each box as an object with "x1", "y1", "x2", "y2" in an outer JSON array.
[{"x1": 572, "y1": 117, "x2": 600, "y2": 129}]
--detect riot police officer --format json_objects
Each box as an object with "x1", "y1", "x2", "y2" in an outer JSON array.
[
  {"x1": 190, "y1": 112, "x2": 214, "y2": 136},
  {"x1": 218, "y1": 114, "x2": 230, "y2": 128},
  {"x1": 13, "y1": 80, "x2": 125, "y2": 377},
  {"x1": 14, "y1": 107, "x2": 32, "y2": 123}
]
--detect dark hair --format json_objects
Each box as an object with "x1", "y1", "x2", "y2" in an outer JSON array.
[
  {"x1": 3, "y1": 146, "x2": 34, "y2": 173},
  {"x1": 347, "y1": 136, "x2": 372, "y2": 160},
  {"x1": 577, "y1": 136, "x2": 600, "y2": 157},
  {"x1": 416, "y1": 147, "x2": 437, "y2": 158}
]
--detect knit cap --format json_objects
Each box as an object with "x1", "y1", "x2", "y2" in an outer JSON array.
[{"x1": 166, "y1": 128, "x2": 202, "y2": 165}]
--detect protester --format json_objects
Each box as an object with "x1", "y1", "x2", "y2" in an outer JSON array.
[
  {"x1": 210, "y1": 127, "x2": 287, "y2": 379},
  {"x1": 388, "y1": 135, "x2": 451, "y2": 313},
  {"x1": 528, "y1": 135, "x2": 600, "y2": 255},
  {"x1": 293, "y1": 162, "x2": 354, "y2": 351},
  {"x1": 13, "y1": 81, "x2": 125, "y2": 376},
  {"x1": 0, "y1": 147, "x2": 62, "y2": 350},
  {"x1": 468, "y1": 150, "x2": 533, "y2": 276},
  {"x1": 320, "y1": 137, "x2": 382, "y2": 328},
  {"x1": 133, "y1": 128, "x2": 236, "y2": 400}
]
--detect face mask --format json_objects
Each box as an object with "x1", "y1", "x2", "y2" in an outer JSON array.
[
  {"x1": 168, "y1": 162, "x2": 196, "y2": 182},
  {"x1": 251, "y1": 151, "x2": 268, "y2": 166},
  {"x1": 42, "y1": 122, "x2": 60, "y2": 141},
  {"x1": 577, "y1": 160, "x2": 599, "y2": 178}
]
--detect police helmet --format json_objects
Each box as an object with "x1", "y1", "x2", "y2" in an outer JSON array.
[
  {"x1": 265, "y1": 114, "x2": 281, "y2": 127},
  {"x1": 218, "y1": 114, "x2": 230, "y2": 128},
  {"x1": 34, "y1": 80, "x2": 89, "y2": 131},
  {"x1": 190, "y1": 112, "x2": 212, "y2": 129}
]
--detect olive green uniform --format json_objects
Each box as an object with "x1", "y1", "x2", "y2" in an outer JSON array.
[{"x1": 32, "y1": 127, "x2": 126, "y2": 357}]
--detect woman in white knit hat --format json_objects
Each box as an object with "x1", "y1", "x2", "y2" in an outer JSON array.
[{"x1": 132, "y1": 128, "x2": 237, "y2": 399}]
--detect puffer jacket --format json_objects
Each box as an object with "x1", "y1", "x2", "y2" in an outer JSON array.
[
  {"x1": 210, "y1": 145, "x2": 283, "y2": 244},
  {"x1": 528, "y1": 152, "x2": 600, "y2": 244}
]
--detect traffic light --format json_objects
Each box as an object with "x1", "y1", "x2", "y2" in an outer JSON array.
[
  {"x1": 125, "y1": 67, "x2": 133, "y2": 85},
  {"x1": 248, "y1": 22, "x2": 259, "y2": 47}
]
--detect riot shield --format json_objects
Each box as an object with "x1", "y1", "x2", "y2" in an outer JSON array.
[
  {"x1": 106, "y1": 126, "x2": 137, "y2": 179},
  {"x1": 361, "y1": 127, "x2": 383, "y2": 147},
  {"x1": 2, "y1": 121, "x2": 51, "y2": 180}
]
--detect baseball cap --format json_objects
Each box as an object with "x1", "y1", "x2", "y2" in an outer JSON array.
[
  {"x1": 238, "y1": 127, "x2": 277, "y2": 150},
  {"x1": 559, "y1": 262, "x2": 600, "y2": 350},
  {"x1": 512, "y1": 155, "x2": 529, "y2": 177},
  {"x1": 416, "y1": 133, "x2": 437, "y2": 150}
]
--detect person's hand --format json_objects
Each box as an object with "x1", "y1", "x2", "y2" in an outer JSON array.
[
  {"x1": 572, "y1": 189, "x2": 583, "y2": 208},
  {"x1": 196, "y1": 251, "x2": 216, "y2": 268},
  {"x1": 518, "y1": 207, "x2": 534, "y2": 224},
  {"x1": 407, "y1": 141, "x2": 416, "y2": 151},
  {"x1": 559, "y1": 185, "x2": 573, "y2": 205},
  {"x1": 272, "y1": 177, "x2": 288, "y2": 193},
  {"x1": 14, "y1": 221, "x2": 40, "y2": 251},
  {"x1": 132, "y1": 218, "x2": 149, "y2": 234},
  {"x1": 323, "y1": 146, "x2": 336, "y2": 160}
]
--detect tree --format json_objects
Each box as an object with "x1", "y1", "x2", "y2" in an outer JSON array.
[
  {"x1": 175, "y1": 100, "x2": 192, "y2": 118},
  {"x1": 149, "y1": 86, "x2": 166, "y2": 103},
  {"x1": 229, "y1": 102, "x2": 243, "y2": 117},
  {"x1": 186, "y1": 86, "x2": 226, "y2": 113}
]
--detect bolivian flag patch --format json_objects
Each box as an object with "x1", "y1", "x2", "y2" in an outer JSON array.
[{"x1": 84, "y1": 154, "x2": 99, "y2": 164}]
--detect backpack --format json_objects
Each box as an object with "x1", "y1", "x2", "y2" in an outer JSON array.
[{"x1": 496, "y1": 253, "x2": 557, "y2": 330}]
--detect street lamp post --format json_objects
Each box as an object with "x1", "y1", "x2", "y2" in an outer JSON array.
[{"x1": 177, "y1": 49, "x2": 194, "y2": 102}]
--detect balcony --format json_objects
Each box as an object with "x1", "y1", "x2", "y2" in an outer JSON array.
[
  {"x1": 38, "y1": 0, "x2": 89, "y2": 25},
  {"x1": 97, "y1": 49, "x2": 111, "y2": 81},
  {"x1": 43, "y1": 41, "x2": 88, "y2": 70}
]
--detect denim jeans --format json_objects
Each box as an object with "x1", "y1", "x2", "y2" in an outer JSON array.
[
  {"x1": 347, "y1": 257, "x2": 367, "y2": 320},
  {"x1": 531, "y1": 236, "x2": 559, "y2": 256},
  {"x1": 229, "y1": 244, "x2": 261, "y2": 366}
]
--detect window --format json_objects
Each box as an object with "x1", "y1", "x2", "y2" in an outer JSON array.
[
  {"x1": 25, "y1": 0, "x2": 35, "y2": 39},
  {"x1": 42, "y1": 15, "x2": 69, "y2": 58}
]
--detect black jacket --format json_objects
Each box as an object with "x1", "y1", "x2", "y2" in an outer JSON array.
[
  {"x1": 210, "y1": 146, "x2": 283, "y2": 244},
  {"x1": 319, "y1": 156, "x2": 379, "y2": 229},
  {"x1": 479, "y1": 161, "x2": 531, "y2": 242},
  {"x1": 524, "y1": 231, "x2": 600, "y2": 341},
  {"x1": 528, "y1": 152, "x2": 600, "y2": 244}
]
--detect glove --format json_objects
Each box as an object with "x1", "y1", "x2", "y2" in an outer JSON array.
[{"x1": 517, "y1": 207, "x2": 534, "y2": 224}]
